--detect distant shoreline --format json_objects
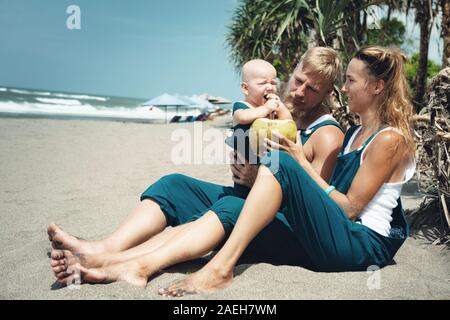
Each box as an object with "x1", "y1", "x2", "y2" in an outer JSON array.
[{"x1": 0, "y1": 111, "x2": 167, "y2": 124}]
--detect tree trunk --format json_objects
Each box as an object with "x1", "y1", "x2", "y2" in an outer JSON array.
[
  {"x1": 342, "y1": 2, "x2": 358, "y2": 61},
  {"x1": 362, "y1": 10, "x2": 368, "y2": 43},
  {"x1": 442, "y1": 0, "x2": 450, "y2": 67},
  {"x1": 413, "y1": 1, "x2": 432, "y2": 111}
]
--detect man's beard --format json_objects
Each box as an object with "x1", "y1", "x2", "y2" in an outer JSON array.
[
  {"x1": 284, "y1": 94, "x2": 306, "y2": 113},
  {"x1": 286, "y1": 94, "x2": 310, "y2": 119}
]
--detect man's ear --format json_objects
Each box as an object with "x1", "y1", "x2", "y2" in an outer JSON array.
[
  {"x1": 241, "y1": 82, "x2": 249, "y2": 96},
  {"x1": 327, "y1": 84, "x2": 334, "y2": 96},
  {"x1": 328, "y1": 88, "x2": 334, "y2": 97}
]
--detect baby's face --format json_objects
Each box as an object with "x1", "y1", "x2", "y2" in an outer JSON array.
[{"x1": 242, "y1": 66, "x2": 277, "y2": 106}]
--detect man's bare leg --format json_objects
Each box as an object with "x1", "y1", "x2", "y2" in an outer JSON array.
[
  {"x1": 159, "y1": 166, "x2": 282, "y2": 296},
  {"x1": 47, "y1": 199, "x2": 167, "y2": 254},
  {"x1": 51, "y1": 222, "x2": 191, "y2": 269},
  {"x1": 51, "y1": 212, "x2": 226, "y2": 288}
]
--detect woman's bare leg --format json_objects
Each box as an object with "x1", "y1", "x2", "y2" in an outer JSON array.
[
  {"x1": 160, "y1": 166, "x2": 282, "y2": 296},
  {"x1": 48, "y1": 199, "x2": 167, "y2": 254},
  {"x1": 51, "y1": 212, "x2": 226, "y2": 288}
]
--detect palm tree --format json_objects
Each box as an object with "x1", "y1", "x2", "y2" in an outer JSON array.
[
  {"x1": 441, "y1": 0, "x2": 450, "y2": 67},
  {"x1": 412, "y1": 0, "x2": 439, "y2": 111},
  {"x1": 226, "y1": 0, "x2": 380, "y2": 78},
  {"x1": 226, "y1": 0, "x2": 314, "y2": 82},
  {"x1": 227, "y1": 0, "x2": 398, "y2": 75}
]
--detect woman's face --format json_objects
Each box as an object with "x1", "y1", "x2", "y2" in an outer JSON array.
[{"x1": 341, "y1": 58, "x2": 378, "y2": 114}]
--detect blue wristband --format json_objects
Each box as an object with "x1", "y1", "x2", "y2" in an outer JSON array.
[{"x1": 325, "y1": 185, "x2": 335, "y2": 196}]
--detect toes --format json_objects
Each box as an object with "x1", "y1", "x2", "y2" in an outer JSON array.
[
  {"x1": 158, "y1": 287, "x2": 173, "y2": 296},
  {"x1": 47, "y1": 223, "x2": 59, "y2": 236},
  {"x1": 159, "y1": 283, "x2": 179, "y2": 296},
  {"x1": 173, "y1": 289, "x2": 185, "y2": 297},
  {"x1": 56, "y1": 270, "x2": 68, "y2": 279},
  {"x1": 52, "y1": 265, "x2": 66, "y2": 274},
  {"x1": 51, "y1": 250, "x2": 65, "y2": 260},
  {"x1": 159, "y1": 280, "x2": 195, "y2": 297},
  {"x1": 165, "y1": 288, "x2": 194, "y2": 297},
  {"x1": 57, "y1": 273, "x2": 82, "y2": 287},
  {"x1": 51, "y1": 259, "x2": 65, "y2": 267},
  {"x1": 158, "y1": 287, "x2": 167, "y2": 295},
  {"x1": 58, "y1": 263, "x2": 81, "y2": 279}
]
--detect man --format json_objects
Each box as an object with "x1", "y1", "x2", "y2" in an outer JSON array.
[
  {"x1": 48, "y1": 47, "x2": 345, "y2": 286},
  {"x1": 231, "y1": 47, "x2": 343, "y2": 191}
]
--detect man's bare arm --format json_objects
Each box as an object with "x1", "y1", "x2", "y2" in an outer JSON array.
[{"x1": 308, "y1": 126, "x2": 344, "y2": 182}]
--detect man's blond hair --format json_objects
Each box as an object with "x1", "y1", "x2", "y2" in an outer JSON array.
[
  {"x1": 283, "y1": 47, "x2": 341, "y2": 115},
  {"x1": 297, "y1": 47, "x2": 341, "y2": 86}
]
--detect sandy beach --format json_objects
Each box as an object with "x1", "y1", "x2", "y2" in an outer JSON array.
[{"x1": 0, "y1": 116, "x2": 448, "y2": 300}]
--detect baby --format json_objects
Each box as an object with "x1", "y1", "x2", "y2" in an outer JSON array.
[{"x1": 226, "y1": 59, "x2": 292, "y2": 198}]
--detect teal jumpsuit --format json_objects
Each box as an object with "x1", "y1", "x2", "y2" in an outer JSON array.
[
  {"x1": 225, "y1": 101, "x2": 260, "y2": 198},
  {"x1": 143, "y1": 123, "x2": 410, "y2": 271},
  {"x1": 257, "y1": 126, "x2": 410, "y2": 271},
  {"x1": 141, "y1": 119, "x2": 342, "y2": 267}
]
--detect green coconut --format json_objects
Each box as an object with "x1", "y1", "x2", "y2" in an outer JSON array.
[{"x1": 249, "y1": 118, "x2": 298, "y2": 156}]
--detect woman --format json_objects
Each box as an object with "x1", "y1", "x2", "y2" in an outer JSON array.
[
  {"x1": 50, "y1": 46, "x2": 414, "y2": 294},
  {"x1": 158, "y1": 45, "x2": 416, "y2": 296}
]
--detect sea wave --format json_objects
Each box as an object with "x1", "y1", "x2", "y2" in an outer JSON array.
[
  {"x1": 9, "y1": 89, "x2": 32, "y2": 94},
  {"x1": 53, "y1": 93, "x2": 108, "y2": 101},
  {"x1": 6, "y1": 88, "x2": 108, "y2": 101},
  {"x1": 35, "y1": 98, "x2": 83, "y2": 106},
  {"x1": 0, "y1": 101, "x2": 203, "y2": 121}
]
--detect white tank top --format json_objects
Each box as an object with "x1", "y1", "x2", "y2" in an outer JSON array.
[{"x1": 343, "y1": 127, "x2": 416, "y2": 237}]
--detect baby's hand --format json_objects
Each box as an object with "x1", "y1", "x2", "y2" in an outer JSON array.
[
  {"x1": 264, "y1": 93, "x2": 281, "y2": 102},
  {"x1": 276, "y1": 100, "x2": 288, "y2": 112},
  {"x1": 274, "y1": 100, "x2": 293, "y2": 120},
  {"x1": 264, "y1": 99, "x2": 279, "y2": 113}
]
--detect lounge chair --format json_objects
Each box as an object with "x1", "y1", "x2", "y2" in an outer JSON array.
[
  {"x1": 195, "y1": 113, "x2": 208, "y2": 121},
  {"x1": 170, "y1": 115, "x2": 181, "y2": 123}
]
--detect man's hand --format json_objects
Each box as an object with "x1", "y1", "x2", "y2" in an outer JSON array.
[{"x1": 229, "y1": 151, "x2": 258, "y2": 188}]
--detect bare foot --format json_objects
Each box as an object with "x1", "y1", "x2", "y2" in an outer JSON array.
[
  {"x1": 50, "y1": 250, "x2": 148, "y2": 288},
  {"x1": 47, "y1": 223, "x2": 105, "y2": 254},
  {"x1": 50, "y1": 249, "x2": 103, "y2": 271},
  {"x1": 158, "y1": 265, "x2": 233, "y2": 297}
]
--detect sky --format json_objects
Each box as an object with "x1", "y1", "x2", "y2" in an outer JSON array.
[
  {"x1": 0, "y1": 0, "x2": 242, "y2": 100},
  {"x1": 0, "y1": 0, "x2": 444, "y2": 101}
]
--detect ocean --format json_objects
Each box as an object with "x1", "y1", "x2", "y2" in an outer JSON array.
[{"x1": 0, "y1": 87, "x2": 214, "y2": 123}]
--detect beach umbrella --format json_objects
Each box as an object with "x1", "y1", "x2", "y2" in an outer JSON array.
[
  {"x1": 142, "y1": 93, "x2": 190, "y2": 107},
  {"x1": 189, "y1": 95, "x2": 215, "y2": 109},
  {"x1": 179, "y1": 95, "x2": 217, "y2": 112},
  {"x1": 142, "y1": 93, "x2": 192, "y2": 123},
  {"x1": 207, "y1": 95, "x2": 232, "y2": 105}
]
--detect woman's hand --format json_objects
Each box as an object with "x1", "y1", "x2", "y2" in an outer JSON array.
[{"x1": 264, "y1": 131, "x2": 308, "y2": 166}]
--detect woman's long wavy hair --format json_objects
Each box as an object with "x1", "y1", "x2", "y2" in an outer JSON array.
[{"x1": 354, "y1": 46, "x2": 416, "y2": 152}]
